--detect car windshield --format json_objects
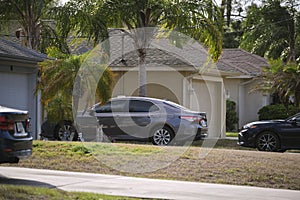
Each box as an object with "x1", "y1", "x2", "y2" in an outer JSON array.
[{"x1": 286, "y1": 113, "x2": 300, "y2": 122}]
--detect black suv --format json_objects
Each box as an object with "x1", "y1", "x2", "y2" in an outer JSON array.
[
  {"x1": 0, "y1": 106, "x2": 32, "y2": 163},
  {"x1": 77, "y1": 96, "x2": 208, "y2": 145}
]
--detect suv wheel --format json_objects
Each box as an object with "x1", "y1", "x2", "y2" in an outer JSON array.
[
  {"x1": 151, "y1": 126, "x2": 174, "y2": 146},
  {"x1": 256, "y1": 132, "x2": 280, "y2": 152}
]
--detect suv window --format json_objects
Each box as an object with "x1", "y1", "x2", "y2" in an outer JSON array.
[{"x1": 129, "y1": 100, "x2": 159, "y2": 112}]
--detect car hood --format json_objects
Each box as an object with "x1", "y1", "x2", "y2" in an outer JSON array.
[{"x1": 244, "y1": 120, "x2": 285, "y2": 127}]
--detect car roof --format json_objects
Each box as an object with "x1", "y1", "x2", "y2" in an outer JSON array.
[
  {"x1": 110, "y1": 96, "x2": 167, "y2": 103},
  {"x1": 0, "y1": 105, "x2": 28, "y2": 114}
]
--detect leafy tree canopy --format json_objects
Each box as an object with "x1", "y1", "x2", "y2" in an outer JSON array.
[
  {"x1": 0, "y1": 0, "x2": 64, "y2": 52},
  {"x1": 240, "y1": 0, "x2": 299, "y2": 62}
]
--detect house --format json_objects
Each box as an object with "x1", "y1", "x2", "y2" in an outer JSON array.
[
  {"x1": 218, "y1": 49, "x2": 270, "y2": 128},
  {"x1": 101, "y1": 30, "x2": 270, "y2": 138},
  {"x1": 0, "y1": 38, "x2": 47, "y2": 138}
]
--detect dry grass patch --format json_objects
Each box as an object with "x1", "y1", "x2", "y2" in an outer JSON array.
[{"x1": 4, "y1": 141, "x2": 300, "y2": 190}]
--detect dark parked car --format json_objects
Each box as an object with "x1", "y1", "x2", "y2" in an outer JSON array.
[
  {"x1": 79, "y1": 96, "x2": 208, "y2": 145},
  {"x1": 238, "y1": 112, "x2": 300, "y2": 152},
  {"x1": 0, "y1": 106, "x2": 32, "y2": 164},
  {"x1": 40, "y1": 120, "x2": 80, "y2": 141}
]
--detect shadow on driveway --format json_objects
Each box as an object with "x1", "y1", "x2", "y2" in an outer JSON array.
[{"x1": 0, "y1": 175, "x2": 56, "y2": 189}]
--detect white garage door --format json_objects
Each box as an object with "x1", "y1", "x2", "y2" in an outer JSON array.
[
  {"x1": 0, "y1": 72, "x2": 29, "y2": 110},
  {"x1": 191, "y1": 79, "x2": 225, "y2": 138}
]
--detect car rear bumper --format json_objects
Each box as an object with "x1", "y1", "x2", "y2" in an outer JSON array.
[
  {"x1": 0, "y1": 135, "x2": 33, "y2": 163},
  {"x1": 194, "y1": 127, "x2": 208, "y2": 140},
  {"x1": 175, "y1": 125, "x2": 208, "y2": 142}
]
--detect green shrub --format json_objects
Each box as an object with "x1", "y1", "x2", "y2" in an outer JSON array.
[
  {"x1": 258, "y1": 104, "x2": 298, "y2": 120},
  {"x1": 226, "y1": 100, "x2": 238, "y2": 131}
]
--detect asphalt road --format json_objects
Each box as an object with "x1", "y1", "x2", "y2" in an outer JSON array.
[{"x1": 0, "y1": 166, "x2": 299, "y2": 200}]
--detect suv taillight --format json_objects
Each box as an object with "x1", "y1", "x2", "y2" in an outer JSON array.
[{"x1": 0, "y1": 116, "x2": 14, "y2": 131}]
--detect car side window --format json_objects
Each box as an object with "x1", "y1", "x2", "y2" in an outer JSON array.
[
  {"x1": 296, "y1": 116, "x2": 300, "y2": 123},
  {"x1": 129, "y1": 100, "x2": 159, "y2": 112},
  {"x1": 95, "y1": 102, "x2": 112, "y2": 113},
  {"x1": 95, "y1": 100, "x2": 126, "y2": 113}
]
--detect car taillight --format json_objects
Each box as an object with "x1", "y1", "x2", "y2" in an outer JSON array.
[
  {"x1": 25, "y1": 118, "x2": 30, "y2": 131},
  {"x1": 180, "y1": 116, "x2": 207, "y2": 127},
  {"x1": 180, "y1": 116, "x2": 202, "y2": 122},
  {"x1": 0, "y1": 116, "x2": 14, "y2": 131}
]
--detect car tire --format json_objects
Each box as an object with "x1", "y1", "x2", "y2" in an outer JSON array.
[
  {"x1": 256, "y1": 131, "x2": 280, "y2": 152},
  {"x1": 151, "y1": 126, "x2": 174, "y2": 146},
  {"x1": 54, "y1": 121, "x2": 78, "y2": 141}
]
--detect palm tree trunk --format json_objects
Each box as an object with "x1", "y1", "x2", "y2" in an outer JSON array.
[
  {"x1": 287, "y1": 10, "x2": 296, "y2": 62},
  {"x1": 295, "y1": 83, "x2": 300, "y2": 111},
  {"x1": 138, "y1": 48, "x2": 147, "y2": 97}
]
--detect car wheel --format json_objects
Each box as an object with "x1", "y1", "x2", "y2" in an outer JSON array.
[
  {"x1": 55, "y1": 121, "x2": 78, "y2": 141},
  {"x1": 256, "y1": 132, "x2": 280, "y2": 152},
  {"x1": 151, "y1": 126, "x2": 174, "y2": 146}
]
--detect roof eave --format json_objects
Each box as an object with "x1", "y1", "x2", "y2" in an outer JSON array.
[{"x1": 0, "y1": 53, "x2": 46, "y2": 64}]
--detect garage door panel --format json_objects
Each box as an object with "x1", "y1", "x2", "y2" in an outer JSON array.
[{"x1": 0, "y1": 72, "x2": 28, "y2": 110}]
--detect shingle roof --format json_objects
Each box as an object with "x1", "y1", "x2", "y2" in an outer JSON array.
[
  {"x1": 217, "y1": 49, "x2": 268, "y2": 76},
  {"x1": 108, "y1": 29, "x2": 209, "y2": 69},
  {"x1": 107, "y1": 30, "x2": 268, "y2": 76},
  {"x1": 0, "y1": 38, "x2": 47, "y2": 62}
]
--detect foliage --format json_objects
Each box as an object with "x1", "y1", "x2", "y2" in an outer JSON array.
[
  {"x1": 59, "y1": 0, "x2": 223, "y2": 97},
  {"x1": 45, "y1": 94, "x2": 73, "y2": 123},
  {"x1": 258, "y1": 104, "x2": 298, "y2": 120},
  {"x1": 254, "y1": 59, "x2": 300, "y2": 109},
  {"x1": 38, "y1": 47, "x2": 113, "y2": 123},
  {"x1": 240, "y1": 0, "x2": 299, "y2": 62},
  {"x1": 52, "y1": 0, "x2": 109, "y2": 47},
  {"x1": 222, "y1": 20, "x2": 243, "y2": 48},
  {"x1": 0, "y1": 0, "x2": 65, "y2": 53},
  {"x1": 226, "y1": 100, "x2": 238, "y2": 131}
]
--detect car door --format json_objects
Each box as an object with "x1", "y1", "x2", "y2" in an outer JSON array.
[
  {"x1": 280, "y1": 114, "x2": 300, "y2": 148},
  {"x1": 119, "y1": 100, "x2": 160, "y2": 140},
  {"x1": 95, "y1": 100, "x2": 125, "y2": 138}
]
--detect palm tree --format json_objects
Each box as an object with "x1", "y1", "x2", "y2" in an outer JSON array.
[
  {"x1": 60, "y1": 0, "x2": 223, "y2": 97},
  {"x1": 106, "y1": 0, "x2": 223, "y2": 96},
  {"x1": 38, "y1": 47, "x2": 113, "y2": 122},
  {"x1": 240, "y1": 1, "x2": 298, "y2": 62},
  {"x1": 0, "y1": 0, "x2": 63, "y2": 52},
  {"x1": 255, "y1": 59, "x2": 300, "y2": 111}
]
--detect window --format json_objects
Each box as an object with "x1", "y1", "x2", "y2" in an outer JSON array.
[
  {"x1": 129, "y1": 100, "x2": 159, "y2": 112},
  {"x1": 95, "y1": 103, "x2": 111, "y2": 113},
  {"x1": 296, "y1": 116, "x2": 300, "y2": 123},
  {"x1": 95, "y1": 100, "x2": 126, "y2": 113}
]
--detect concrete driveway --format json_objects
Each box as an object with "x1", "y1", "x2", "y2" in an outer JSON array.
[{"x1": 0, "y1": 166, "x2": 299, "y2": 200}]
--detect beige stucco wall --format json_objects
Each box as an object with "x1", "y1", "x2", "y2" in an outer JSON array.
[
  {"x1": 112, "y1": 70, "x2": 184, "y2": 104},
  {"x1": 224, "y1": 78, "x2": 271, "y2": 128},
  {"x1": 239, "y1": 80, "x2": 270, "y2": 126},
  {"x1": 223, "y1": 78, "x2": 241, "y2": 103}
]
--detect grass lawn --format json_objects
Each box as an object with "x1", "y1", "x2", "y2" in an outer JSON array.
[
  {"x1": 2, "y1": 140, "x2": 300, "y2": 191},
  {"x1": 0, "y1": 184, "x2": 139, "y2": 200},
  {"x1": 226, "y1": 132, "x2": 239, "y2": 137}
]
